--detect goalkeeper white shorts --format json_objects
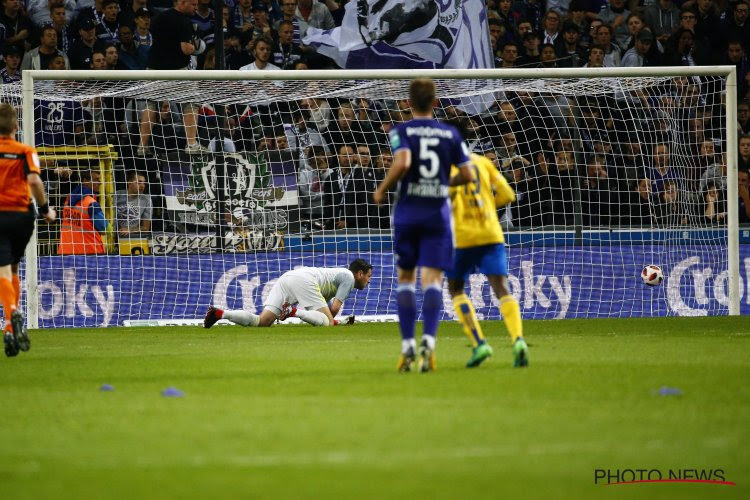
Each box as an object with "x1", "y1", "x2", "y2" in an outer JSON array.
[{"x1": 263, "y1": 273, "x2": 328, "y2": 315}]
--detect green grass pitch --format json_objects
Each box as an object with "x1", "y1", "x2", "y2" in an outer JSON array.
[{"x1": 1, "y1": 317, "x2": 748, "y2": 499}]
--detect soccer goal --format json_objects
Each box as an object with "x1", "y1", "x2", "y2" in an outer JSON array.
[{"x1": 7, "y1": 67, "x2": 742, "y2": 328}]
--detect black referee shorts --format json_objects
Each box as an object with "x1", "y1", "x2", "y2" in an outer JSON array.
[{"x1": 0, "y1": 210, "x2": 35, "y2": 267}]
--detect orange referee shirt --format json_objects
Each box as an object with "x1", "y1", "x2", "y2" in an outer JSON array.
[{"x1": 0, "y1": 136, "x2": 41, "y2": 212}]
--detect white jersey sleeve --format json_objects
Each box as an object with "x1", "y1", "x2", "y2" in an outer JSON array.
[{"x1": 331, "y1": 269, "x2": 355, "y2": 303}]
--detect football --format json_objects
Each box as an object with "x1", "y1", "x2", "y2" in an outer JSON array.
[{"x1": 641, "y1": 265, "x2": 664, "y2": 286}]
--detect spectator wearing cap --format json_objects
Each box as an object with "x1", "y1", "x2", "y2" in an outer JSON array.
[
  {"x1": 134, "y1": 7, "x2": 153, "y2": 47},
  {"x1": 644, "y1": 0, "x2": 680, "y2": 45},
  {"x1": 68, "y1": 17, "x2": 99, "y2": 69},
  {"x1": 249, "y1": 1, "x2": 273, "y2": 42},
  {"x1": 518, "y1": 31, "x2": 540, "y2": 66},
  {"x1": 21, "y1": 24, "x2": 70, "y2": 69},
  {"x1": 119, "y1": 0, "x2": 149, "y2": 27},
  {"x1": 556, "y1": 20, "x2": 585, "y2": 67},
  {"x1": 272, "y1": 19, "x2": 303, "y2": 69},
  {"x1": 0, "y1": 0, "x2": 34, "y2": 49},
  {"x1": 0, "y1": 45, "x2": 21, "y2": 82},
  {"x1": 26, "y1": 0, "x2": 75, "y2": 28},
  {"x1": 239, "y1": 35, "x2": 279, "y2": 70},
  {"x1": 117, "y1": 23, "x2": 148, "y2": 69},
  {"x1": 620, "y1": 29, "x2": 653, "y2": 66},
  {"x1": 597, "y1": 0, "x2": 630, "y2": 49},
  {"x1": 95, "y1": 0, "x2": 120, "y2": 45}
]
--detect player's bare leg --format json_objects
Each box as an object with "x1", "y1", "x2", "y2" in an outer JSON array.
[
  {"x1": 487, "y1": 275, "x2": 527, "y2": 367},
  {"x1": 137, "y1": 106, "x2": 155, "y2": 156},
  {"x1": 448, "y1": 278, "x2": 492, "y2": 368},
  {"x1": 396, "y1": 267, "x2": 417, "y2": 372}
]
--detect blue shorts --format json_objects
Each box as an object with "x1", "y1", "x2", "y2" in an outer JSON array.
[
  {"x1": 393, "y1": 222, "x2": 454, "y2": 271},
  {"x1": 445, "y1": 243, "x2": 508, "y2": 281}
]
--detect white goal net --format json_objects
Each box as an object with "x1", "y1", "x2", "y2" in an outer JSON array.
[{"x1": 5, "y1": 68, "x2": 742, "y2": 327}]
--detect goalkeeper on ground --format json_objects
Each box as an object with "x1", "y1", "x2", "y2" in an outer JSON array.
[
  {"x1": 447, "y1": 152, "x2": 528, "y2": 368},
  {"x1": 204, "y1": 259, "x2": 373, "y2": 328}
]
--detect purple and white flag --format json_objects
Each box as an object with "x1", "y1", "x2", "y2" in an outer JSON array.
[{"x1": 303, "y1": 0, "x2": 492, "y2": 69}]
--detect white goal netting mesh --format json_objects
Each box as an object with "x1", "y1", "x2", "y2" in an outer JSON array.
[{"x1": 1, "y1": 73, "x2": 736, "y2": 327}]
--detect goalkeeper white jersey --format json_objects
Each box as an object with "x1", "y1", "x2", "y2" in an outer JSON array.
[{"x1": 284, "y1": 267, "x2": 355, "y2": 303}]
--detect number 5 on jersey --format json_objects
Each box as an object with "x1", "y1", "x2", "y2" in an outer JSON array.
[{"x1": 419, "y1": 138, "x2": 440, "y2": 178}]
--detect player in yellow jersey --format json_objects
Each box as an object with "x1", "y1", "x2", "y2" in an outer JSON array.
[{"x1": 447, "y1": 150, "x2": 529, "y2": 368}]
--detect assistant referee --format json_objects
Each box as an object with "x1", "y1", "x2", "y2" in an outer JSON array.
[{"x1": 0, "y1": 103, "x2": 55, "y2": 357}]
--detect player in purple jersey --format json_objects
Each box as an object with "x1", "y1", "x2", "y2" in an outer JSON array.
[{"x1": 373, "y1": 78, "x2": 473, "y2": 373}]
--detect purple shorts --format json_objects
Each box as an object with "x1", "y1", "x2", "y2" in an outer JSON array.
[{"x1": 393, "y1": 221, "x2": 454, "y2": 271}]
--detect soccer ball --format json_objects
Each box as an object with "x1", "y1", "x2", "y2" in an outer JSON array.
[{"x1": 641, "y1": 265, "x2": 664, "y2": 286}]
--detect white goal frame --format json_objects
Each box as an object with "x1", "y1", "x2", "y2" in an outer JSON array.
[{"x1": 21, "y1": 67, "x2": 741, "y2": 327}]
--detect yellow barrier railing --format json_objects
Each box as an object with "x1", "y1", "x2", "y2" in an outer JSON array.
[{"x1": 36, "y1": 145, "x2": 118, "y2": 254}]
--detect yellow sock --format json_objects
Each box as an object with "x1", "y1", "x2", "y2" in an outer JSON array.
[
  {"x1": 499, "y1": 295, "x2": 523, "y2": 343},
  {"x1": 452, "y1": 294, "x2": 485, "y2": 347}
]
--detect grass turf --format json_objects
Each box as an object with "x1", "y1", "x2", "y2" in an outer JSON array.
[{"x1": 1, "y1": 317, "x2": 748, "y2": 499}]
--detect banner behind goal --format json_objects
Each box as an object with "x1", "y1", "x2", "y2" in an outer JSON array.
[{"x1": 7, "y1": 68, "x2": 742, "y2": 327}]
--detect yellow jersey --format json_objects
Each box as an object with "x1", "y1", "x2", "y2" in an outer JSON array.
[{"x1": 450, "y1": 153, "x2": 515, "y2": 249}]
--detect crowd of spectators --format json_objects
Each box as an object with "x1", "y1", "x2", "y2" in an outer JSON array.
[{"x1": 2, "y1": 0, "x2": 750, "y2": 249}]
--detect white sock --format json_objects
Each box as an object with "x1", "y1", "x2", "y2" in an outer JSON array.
[
  {"x1": 422, "y1": 334, "x2": 436, "y2": 351},
  {"x1": 222, "y1": 310, "x2": 259, "y2": 327},
  {"x1": 402, "y1": 338, "x2": 417, "y2": 354},
  {"x1": 294, "y1": 309, "x2": 330, "y2": 326}
]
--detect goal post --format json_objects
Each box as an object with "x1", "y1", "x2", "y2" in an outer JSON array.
[{"x1": 15, "y1": 66, "x2": 742, "y2": 327}]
